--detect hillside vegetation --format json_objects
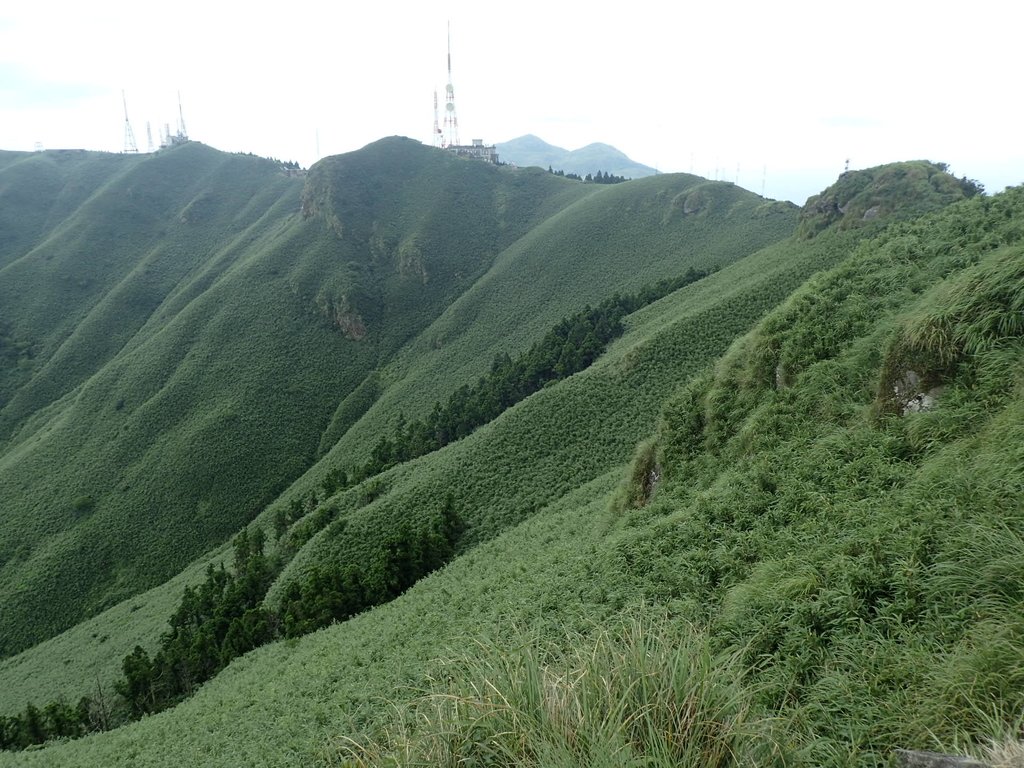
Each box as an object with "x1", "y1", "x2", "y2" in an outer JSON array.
[
  {"x1": 0, "y1": 139, "x2": 793, "y2": 662},
  {"x1": 0, "y1": 138, "x2": 597, "y2": 655},
  {"x1": 1, "y1": 151, "x2": 1016, "y2": 767}
]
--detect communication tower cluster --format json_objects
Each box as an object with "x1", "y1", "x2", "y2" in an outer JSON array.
[
  {"x1": 120, "y1": 91, "x2": 190, "y2": 153},
  {"x1": 160, "y1": 92, "x2": 190, "y2": 148},
  {"x1": 432, "y1": 25, "x2": 498, "y2": 163}
]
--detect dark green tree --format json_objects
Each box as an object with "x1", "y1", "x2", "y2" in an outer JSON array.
[{"x1": 117, "y1": 646, "x2": 158, "y2": 717}]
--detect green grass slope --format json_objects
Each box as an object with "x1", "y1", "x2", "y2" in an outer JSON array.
[
  {"x1": 0, "y1": 471, "x2": 629, "y2": 767},
  {"x1": 0, "y1": 545, "x2": 231, "y2": 717},
  {"x1": 0, "y1": 136, "x2": 798, "y2": 664},
  {"x1": 0, "y1": 210, "x2": 830, "y2": 717},
  {"x1": 596, "y1": 187, "x2": 1024, "y2": 764},
  {"x1": 0, "y1": 160, "x2": 997, "y2": 766},
  {"x1": 798, "y1": 159, "x2": 982, "y2": 238},
  {"x1": 6, "y1": 180, "x2": 1019, "y2": 768},
  {"x1": 0, "y1": 150, "x2": 143, "y2": 273},
  {"x1": 0, "y1": 149, "x2": 148, "y2": 405},
  {"x1": 0, "y1": 166, "x2": 803, "y2": 713},
  {"x1": 315, "y1": 175, "x2": 798, "y2": 474},
  {"x1": 0, "y1": 143, "x2": 295, "y2": 432},
  {"x1": 265, "y1": 212, "x2": 840, "y2": 612},
  {"x1": 0, "y1": 138, "x2": 593, "y2": 657}
]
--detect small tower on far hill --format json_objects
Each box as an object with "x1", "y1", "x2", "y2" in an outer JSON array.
[
  {"x1": 122, "y1": 91, "x2": 138, "y2": 153},
  {"x1": 159, "y1": 92, "x2": 191, "y2": 149},
  {"x1": 443, "y1": 23, "x2": 459, "y2": 148},
  {"x1": 176, "y1": 91, "x2": 189, "y2": 142}
]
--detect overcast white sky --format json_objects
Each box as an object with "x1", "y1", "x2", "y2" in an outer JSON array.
[{"x1": 2, "y1": 0, "x2": 1022, "y2": 203}]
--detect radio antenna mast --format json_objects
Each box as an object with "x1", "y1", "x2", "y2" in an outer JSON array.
[
  {"x1": 122, "y1": 91, "x2": 138, "y2": 153},
  {"x1": 442, "y1": 22, "x2": 459, "y2": 147},
  {"x1": 176, "y1": 91, "x2": 189, "y2": 141}
]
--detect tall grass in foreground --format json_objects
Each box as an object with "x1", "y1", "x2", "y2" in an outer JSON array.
[
  {"x1": 332, "y1": 618, "x2": 787, "y2": 767},
  {"x1": 984, "y1": 735, "x2": 1024, "y2": 768}
]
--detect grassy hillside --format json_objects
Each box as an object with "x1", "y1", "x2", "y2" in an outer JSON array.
[
  {"x1": 0, "y1": 155, "x2": 1005, "y2": 765},
  {"x1": 318, "y1": 175, "x2": 797, "y2": 473},
  {"x1": 798, "y1": 159, "x2": 982, "y2": 238},
  {"x1": 0, "y1": 210, "x2": 830, "y2": 717},
  {"x1": 4, "y1": 179, "x2": 1018, "y2": 766},
  {"x1": 0, "y1": 150, "x2": 142, "y2": 273},
  {"x1": 595, "y1": 187, "x2": 1024, "y2": 764},
  {"x1": 0, "y1": 143, "x2": 316, "y2": 656},
  {"x1": 0, "y1": 138, "x2": 595, "y2": 656},
  {"x1": 0, "y1": 149, "x2": 147, "y2": 404},
  {"x1": 0, "y1": 137, "x2": 797, "y2": 663},
  {"x1": 0, "y1": 164, "x2": 804, "y2": 716}
]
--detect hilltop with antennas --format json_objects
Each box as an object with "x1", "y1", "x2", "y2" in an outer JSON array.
[
  {"x1": 430, "y1": 24, "x2": 498, "y2": 163},
  {"x1": 120, "y1": 91, "x2": 190, "y2": 154}
]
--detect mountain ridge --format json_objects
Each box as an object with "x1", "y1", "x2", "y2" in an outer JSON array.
[{"x1": 497, "y1": 133, "x2": 659, "y2": 178}]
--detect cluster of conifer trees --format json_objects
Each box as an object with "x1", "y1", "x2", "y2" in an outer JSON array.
[
  {"x1": 116, "y1": 529, "x2": 278, "y2": 718},
  {"x1": 0, "y1": 492, "x2": 462, "y2": 749},
  {"x1": 547, "y1": 167, "x2": 629, "y2": 183},
  {"x1": 0, "y1": 531, "x2": 279, "y2": 749},
  {"x1": 277, "y1": 498, "x2": 463, "y2": 638},
  {"x1": 0, "y1": 699, "x2": 95, "y2": 751}
]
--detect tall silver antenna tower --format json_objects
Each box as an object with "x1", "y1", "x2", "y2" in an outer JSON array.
[
  {"x1": 176, "y1": 91, "x2": 189, "y2": 141},
  {"x1": 122, "y1": 91, "x2": 138, "y2": 153},
  {"x1": 146, "y1": 121, "x2": 155, "y2": 153},
  {"x1": 442, "y1": 22, "x2": 459, "y2": 148}
]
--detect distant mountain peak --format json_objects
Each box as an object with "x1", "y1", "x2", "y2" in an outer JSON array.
[{"x1": 496, "y1": 135, "x2": 658, "y2": 179}]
